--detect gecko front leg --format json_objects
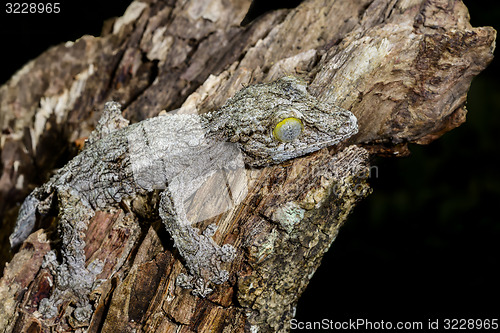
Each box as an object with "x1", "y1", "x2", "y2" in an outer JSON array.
[
  {"x1": 159, "y1": 190, "x2": 236, "y2": 297},
  {"x1": 38, "y1": 187, "x2": 103, "y2": 321}
]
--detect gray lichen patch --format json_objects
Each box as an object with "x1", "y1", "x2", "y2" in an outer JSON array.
[
  {"x1": 248, "y1": 228, "x2": 279, "y2": 264},
  {"x1": 271, "y1": 202, "x2": 305, "y2": 234}
]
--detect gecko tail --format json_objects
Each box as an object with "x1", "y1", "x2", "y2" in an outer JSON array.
[{"x1": 9, "y1": 193, "x2": 39, "y2": 248}]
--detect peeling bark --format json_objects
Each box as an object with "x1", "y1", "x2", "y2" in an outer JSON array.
[{"x1": 0, "y1": 0, "x2": 495, "y2": 332}]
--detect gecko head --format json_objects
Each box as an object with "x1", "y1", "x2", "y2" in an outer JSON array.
[{"x1": 205, "y1": 76, "x2": 358, "y2": 167}]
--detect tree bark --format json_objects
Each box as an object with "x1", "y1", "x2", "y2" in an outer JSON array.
[{"x1": 0, "y1": 0, "x2": 495, "y2": 332}]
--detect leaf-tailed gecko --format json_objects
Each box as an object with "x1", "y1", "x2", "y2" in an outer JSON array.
[{"x1": 9, "y1": 76, "x2": 358, "y2": 321}]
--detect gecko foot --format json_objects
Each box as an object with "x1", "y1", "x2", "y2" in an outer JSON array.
[{"x1": 37, "y1": 188, "x2": 103, "y2": 322}]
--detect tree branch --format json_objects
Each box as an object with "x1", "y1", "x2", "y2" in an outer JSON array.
[{"x1": 0, "y1": 0, "x2": 494, "y2": 332}]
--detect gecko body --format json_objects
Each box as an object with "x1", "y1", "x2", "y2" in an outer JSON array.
[{"x1": 10, "y1": 76, "x2": 358, "y2": 321}]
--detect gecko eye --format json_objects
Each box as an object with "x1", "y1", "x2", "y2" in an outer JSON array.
[{"x1": 272, "y1": 117, "x2": 303, "y2": 142}]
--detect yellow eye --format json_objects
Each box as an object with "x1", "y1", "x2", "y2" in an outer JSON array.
[{"x1": 273, "y1": 117, "x2": 303, "y2": 142}]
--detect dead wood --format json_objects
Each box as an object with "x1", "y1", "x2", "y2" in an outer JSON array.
[{"x1": 0, "y1": 0, "x2": 494, "y2": 332}]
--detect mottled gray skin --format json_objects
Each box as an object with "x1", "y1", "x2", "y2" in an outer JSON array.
[
  {"x1": 205, "y1": 77, "x2": 358, "y2": 167},
  {"x1": 10, "y1": 76, "x2": 358, "y2": 321}
]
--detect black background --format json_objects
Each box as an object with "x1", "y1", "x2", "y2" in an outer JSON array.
[{"x1": 0, "y1": 0, "x2": 498, "y2": 328}]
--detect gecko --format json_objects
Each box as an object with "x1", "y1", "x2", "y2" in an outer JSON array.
[{"x1": 9, "y1": 76, "x2": 358, "y2": 321}]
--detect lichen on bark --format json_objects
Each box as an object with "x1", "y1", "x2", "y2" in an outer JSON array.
[{"x1": 0, "y1": 0, "x2": 495, "y2": 332}]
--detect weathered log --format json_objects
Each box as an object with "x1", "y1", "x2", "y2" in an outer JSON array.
[{"x1": 0, "y1": 0, "x2": 494, "y2": 332}]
